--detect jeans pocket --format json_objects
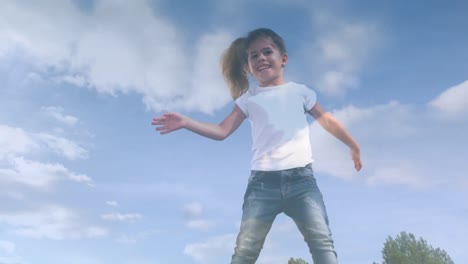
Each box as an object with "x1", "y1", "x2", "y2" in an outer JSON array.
[{"x1": 302, "y1": 164, "x2": 314, "y2": 178}]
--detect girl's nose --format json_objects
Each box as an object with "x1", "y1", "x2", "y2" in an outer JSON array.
[{"x1": 257, "y1": 54, "x2": 266, "y2": 62}]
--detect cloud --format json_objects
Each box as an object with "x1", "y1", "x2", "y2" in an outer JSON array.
[
  {"x1": 0, "y1": 125, "x2": 92, "y2": 197},
  {"x1": 182, "y1": 202, "x2": 215, "y2": 231},
  {"x1": 0, "y1": 125, "x2": 38, "y2": 160},
  {"x1": 310, "y1": 101, "x2": 415, "y2": 179},
  {"x1": 183, "y1": 218, "x2": 305, "y2": 264},
  {"x1": 315, "y1": 17, "x2": 377, "y2": 72},
  {"x1": 0, "y1": 157, "x2": 93, "y2": 190},
  {"x1": 1, "y1": 0, "x2": 233, "y2": 114},
  {"x1": 115, "y1": 229, "x2": 167, "y2": 245},
  {"x1": 429, "y1": 80, "x2": 468, "y2": 116},
  {"x1": 186, "y1": 219, "x2": 215, "y2": 231},
  {"x1": 310, "y1": 100, "x2": 467, "y2": 189},
  {"x1": 187, "y1": 32, "x2": 233, "y2": 112},
  {"x1": 184, "y1": 234, "x2": 236, "y2": 263},
  {"x1": 297, "y1": 11, "x2": 379, "y2": 98},
  {"x1": 366, "y1": 163, "x2": 433, "y2": 189},
  {"x1": 36, "y1": 133, "x2": 89, "y2": 160},
  {"x1": 318, "y1": 70, "x2": 360, "y2": 97},
  {"x1": 41, "y1": 106, "x2": 79, "y2": 126},
  {"x1": 115, "y1": 235, "x2": 138, "y2": 245},
  {"x1": 141, "y1": 30, "x2": 233, "y2": 114},
  {"x1": 109, "y1": 182, "x2": 211, "y2": 200},
  {"x1": 183, "y1": 202, "x2": 204, "y2": 218},
  {"x1": 106, "y1": 201, "x2": 118, "y2": 207},
  {"x1": 0, "y1": 205, "x2": 108, "y2": 240},
  {"x1": 0, "y1": 124, "x2": 89, "y2": 161},
  {"x1": 100, "y1": 213, "x2": 142, "y2": 222}
]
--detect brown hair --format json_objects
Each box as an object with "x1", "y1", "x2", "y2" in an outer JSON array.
[{"x1": 221, "y1": 28, "x2": 287, "y2": 100}]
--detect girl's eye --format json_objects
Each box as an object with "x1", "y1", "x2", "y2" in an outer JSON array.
[
  {"x1": 264, "y1": 50, "x2": 273, "y2": 55},
  {"x1": 250, "y1": 54, "x2": 258, "y2": 60}
]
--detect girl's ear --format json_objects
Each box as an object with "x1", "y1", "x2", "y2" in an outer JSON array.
[{"x1": 281, "y1": 53, "x2": 288, "y2": 67}]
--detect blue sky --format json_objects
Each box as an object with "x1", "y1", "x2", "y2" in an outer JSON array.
[{"x1": 1, "y1": 0, "x2": 467, "y2": 263}]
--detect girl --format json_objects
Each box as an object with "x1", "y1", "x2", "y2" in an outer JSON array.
[{"x1": 152, "y1": 28, "x2": 362, "y2": 264}]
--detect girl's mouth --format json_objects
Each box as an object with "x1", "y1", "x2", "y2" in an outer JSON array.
[{"x1": 257, "y1": 65, "x2": 270, "y2": 71}]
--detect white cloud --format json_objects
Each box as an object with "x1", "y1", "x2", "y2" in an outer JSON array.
[
  {"x1": 183, "y1": 218, "x2": 304, "y2": 264},
  {"x1": 0, "y1": 125, "x2": 92, "y2": 193},
  {"x1": 186, "y1": 32, "x2": 233, "y2": 113},
  {"x1": 366, "y1": 164, "x2": 433, "y2": 189},
  {"x1": 41, "y1": 106, "x2": 79, "y2": 126},
  {"x1": 429, "y1": 80, "x2": 468, "y2": 116},
  {"x1": 1, "y1": 0, "x2": 234, "y2": 114},
  {"x1": 54, "y1": 255, "x2": 104, "y2": 264},
  {"x1": 0, "y1": 157, "x2": 93, "y2": 189},
  {"x1": 0, "y1": 205, "x2": 108, "y2": 240},
  {"x1": 0, "y1": 241, "x2": 15, "y2": 254},
  {"x1": 116, "y1": 235, "x2": 137, "y2": 245},
  {"x1": 0, "y1": 125, "x2": 38, "y2": 160},
  {"x1": 310, "y1": 100, "x2": 467, "y2": 189},
  {"x1": 310, "y1": 101, "x2": 415, "y2": 179},
  {"x1": 0, "y1": 125, "x2": 89, "y2": 161},
  {"x1": 316, "y1": 20, "x2": 376, "y2": 72},
  {"x1": 115, "y1": 229, "x2": 167, "y2": 245},
  {"x1": 183, "y1": 202, "x2": 204, "y2": 218},
  {"x1": 182, "y1": 202, "x2": 215, "y2": 231},
  {"x1": 298, "y1": 12, "x2": 379, "y2": 97},
  {"x1": 57, "y1": 74, "x2": 90, "y2": 88},
  {"x1": 186, "y1": 219, "x2": 215, "y2": 231},
  {"x1": 184, "y1": 234, "x2": 236, "y2": 263},
  {"x1": 100, "y1": 213, "x2": 142, "y2": 222},
  {"x1": 36, "y1": 133, "x2": 89, "y2": 160},
  {"x1": 124, "y1": 182, "x2": 210, "y2": 200},
  {"x1": 106, "y1": 201, "x2": 118, "y2": 207},
  {"x1": 319, "y1": 70, "x2": 360, "y2": 97}
]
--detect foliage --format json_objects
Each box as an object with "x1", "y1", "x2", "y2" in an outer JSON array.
[
  {"x1": 379, "y1": 232, "x2": 454, "y2": 264},
  {"x1": 288, "y1": 257, "x2": 309, "y2": 264}
]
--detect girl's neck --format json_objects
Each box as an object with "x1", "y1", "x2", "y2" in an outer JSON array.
[{"x1": 258, "y1": 77, "x2": 286, "y2": 88}]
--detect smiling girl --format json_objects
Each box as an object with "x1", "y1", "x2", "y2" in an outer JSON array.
[{"x1": 152, "y1": 28, "x2": 362, "y2": 264}]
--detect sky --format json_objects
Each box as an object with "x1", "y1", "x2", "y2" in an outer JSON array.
[{"x1": 0, "y1": 0, "x2": 467, "y2": 264}]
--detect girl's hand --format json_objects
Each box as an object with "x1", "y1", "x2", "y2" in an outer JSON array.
[
  {"x1": 350, "y1": 147, "x2": 362, "y2": 171},
  {"x1": 152, "y1": 112, "x2": 187, "y2": 135}
]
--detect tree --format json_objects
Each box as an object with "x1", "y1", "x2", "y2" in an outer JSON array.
[
  {"x1": 288, "y1": 257, "x2": 309, "y2": 264},
  {"x1": 378, "y1": 231, "x2": 454, "y2": 264}
]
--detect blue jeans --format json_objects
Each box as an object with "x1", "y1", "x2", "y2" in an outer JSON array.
[{"x1": 231, "y1": 164, "x2": 338, "y2": 264}]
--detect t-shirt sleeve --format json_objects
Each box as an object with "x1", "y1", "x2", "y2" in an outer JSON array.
[
  {"x1": 301, "y1": 85, "x2": 317, "y2": 112},
  {"x1": 235, "y1": 93, "x2": 249, "y2": 117}
]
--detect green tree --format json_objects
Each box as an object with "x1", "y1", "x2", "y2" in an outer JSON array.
[
  {"x1": 288, "y1": 257, "x2": 309, "y2": 264},
  {"x1": 377, "y1": 231, "x2": 454, "y2": 264}
]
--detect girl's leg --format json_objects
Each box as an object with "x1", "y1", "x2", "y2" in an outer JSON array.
[
  {"x1": 283, "y1": 166, "x2": 338, "y2": 264},
  {"x1": 231, "y1": 172, "x2": 283, "y2": 264}
]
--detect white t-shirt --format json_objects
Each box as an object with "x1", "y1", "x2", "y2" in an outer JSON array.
[{"x1": 235, "y1": 82, "x2": 317, "y2": 171}]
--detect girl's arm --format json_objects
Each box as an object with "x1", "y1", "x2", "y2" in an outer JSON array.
[
  {"x1": 308, "y1": 103, "x2": 363, "y2": 171},
  {"x1": 152, "y1": 105, "x2": 246, "y2": 141}
]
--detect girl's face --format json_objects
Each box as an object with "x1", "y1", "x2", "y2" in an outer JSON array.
[{"x1": 247, "y1": 37, "x2": 288, "y2": 87}]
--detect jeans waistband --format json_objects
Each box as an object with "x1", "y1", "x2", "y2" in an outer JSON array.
[{"x1": 251, "y1": 163, "x2": 312, "y2": 174}]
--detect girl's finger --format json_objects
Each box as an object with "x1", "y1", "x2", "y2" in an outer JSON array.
[
  {"x1": 354, "y1": 160, "x2": 362, "y2": 171},
  {"x1": 152, "y1": 117, "x2": 167, "y2": 124}
]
